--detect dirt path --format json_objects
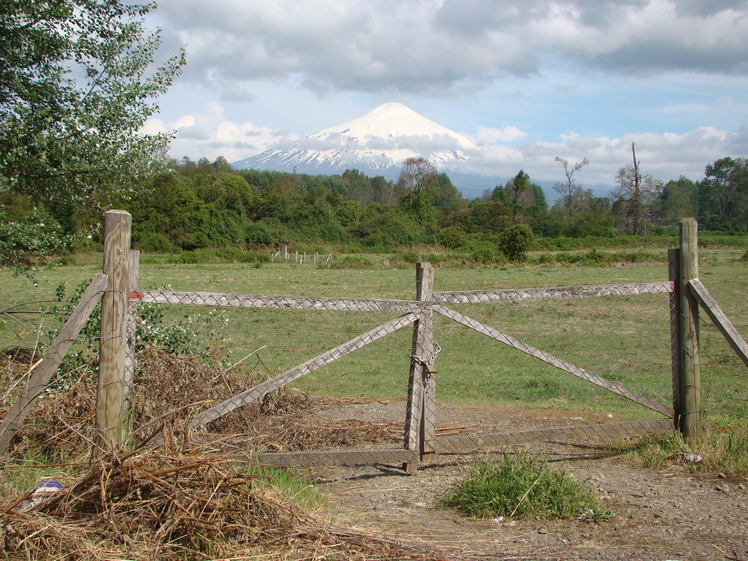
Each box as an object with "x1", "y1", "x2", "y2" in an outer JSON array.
[
  {"x1": 306, "y1": 400, "x2": 748, "y2": 561},
  {"x1": 314, "y1": 453, "x2": 747, "y2": 561}
]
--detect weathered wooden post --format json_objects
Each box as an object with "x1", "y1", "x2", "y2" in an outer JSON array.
[
  {"x1": 668, "y1": 248, "x2": 682, "y2": 429},
  {"x1": 403, "y1": 262, "x2": 436, "y2": 472},
  {"x1": 96, "y1": 210, "x2": 132, "y2": 449},
  {"x1": 675, "y1": 218, "x2": 702, "y2": 441}
]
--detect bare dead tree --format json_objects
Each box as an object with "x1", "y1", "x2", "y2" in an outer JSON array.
[
  {"x1": 554, "y1": 156, "x2": 590, "y2": 220},
  {"x1": 613, "y1": 143, "x2": 662, "y2": 235}
]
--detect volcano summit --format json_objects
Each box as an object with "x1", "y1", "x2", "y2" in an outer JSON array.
[{"x1": 232, "y1": 102, "x2": 484, "y2": 180}]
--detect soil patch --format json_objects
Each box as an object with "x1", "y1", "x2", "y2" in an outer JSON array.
[{"x1": 307, "y1": 400, "x2": 748, "y2": 561}]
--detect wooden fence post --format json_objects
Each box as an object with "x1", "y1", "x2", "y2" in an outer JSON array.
[
  {"x1": 668, "y1": 248, "x2": 682, "y2": 429},
  {"x1": 96, "y1": 210, "x2": 132, "y2": 449},
  {"x1": 403, "y1": 262, "x2": 435, "y2": 472},
  {"x1": 676, "y1": 218, "x2": 702, "y2": 441}
]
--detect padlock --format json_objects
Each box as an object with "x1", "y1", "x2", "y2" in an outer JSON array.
[{"x1": 425, "y1": 364, "x2": 437, "y2": 374}]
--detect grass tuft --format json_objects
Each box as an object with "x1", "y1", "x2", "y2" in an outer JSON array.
[
  {"x1": 246, "y1": 466, "x2": 324, "y2": 509},
  {"x1": 624, "y1": 427, "x2": 748, "y2": 476},
  {"x1": 437, "y1": 452, "x2": 611, "y2": 520}
]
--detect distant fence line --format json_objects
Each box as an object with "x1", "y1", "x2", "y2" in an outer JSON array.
[{"x1": 271, "y1": 246, "x2": 333, "y2": 264}]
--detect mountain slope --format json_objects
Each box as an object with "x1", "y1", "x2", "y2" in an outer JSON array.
[{"x1": 232, "y1": 102, "x2": 483, "y2": 179}]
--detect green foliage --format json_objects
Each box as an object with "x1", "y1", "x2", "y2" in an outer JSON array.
[
  {"x1": 438, "y1": 226, "x2": 468, "y2": 249},
  {"x1": 245, "y1": 466, "x2": 324, "y2": 509},
  {"x1": 0, "y1": 0, "x2": 185, "y2": 202},
  {"x1": 528, "y1": 249, "x2": 663, "y2": 266},
  {"x1": 498, "y1": 224, "x2": 534, "y2": 262},
  {"x1": 698, "y1": 157, "x2": 748, "y2": 232},
  {"x1": 52, "y1": 279, "x2": 228, "y2": 369},
  {"x1": 438, "y1": 453, "x2": 609, "y2": 520},
  {"x1": 0, "y1": 0, "x2": 184, "y2": 268},
  {"x1": 0, "y1": 210, "x2": 73, "y2": 272},
  {"x1": 6, "y1": 147, "x2": 747, "y2": 265},
  {"x1": 167, "y1": 248, "x2": 268, "y2": 265}
]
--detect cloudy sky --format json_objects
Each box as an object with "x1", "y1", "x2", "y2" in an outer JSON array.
[{"x1": 144, "y1": 0, "x2": 748, "y2": 193}]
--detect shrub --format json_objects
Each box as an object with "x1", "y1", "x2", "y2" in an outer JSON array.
[
  {"x1": 499, "y1": 224, "x2": 535, "y2": 263},
  {"x1": 438, "y1": 453, "x2": 609, "y2": 520},
  {"x1": 470, "y1": 246, "x2": 496, "y2": 264},
  {"x1": 439, "y1": 226, "x2": 468, "y2": 250},
  {"x1": 625, "y1": 428, "x2": 748, "y2": 477}
]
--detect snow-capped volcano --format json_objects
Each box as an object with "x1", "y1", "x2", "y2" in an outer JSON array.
[{"x1": 232, "y1": 102, "x2": 483, "y2": 178}]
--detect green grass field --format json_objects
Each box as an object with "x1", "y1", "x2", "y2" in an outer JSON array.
[{"x1": 2, "y1": 247, "x2": 746, "y2": 428}]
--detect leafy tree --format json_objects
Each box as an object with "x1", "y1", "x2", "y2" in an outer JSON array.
[
  {"x1": 397, "y1": 157, "x2": 439, "y2": 226},
  {"x1": 431, "y1": 173, "x2": 464, "y2": 209},
  {"x1": 612, "y1": 143, "x2": 662, "y2": 235},
  {"x1": 0, "y1": 0, "x2": 185, "y2": 237},
  {"x1": 493, "y1": 170, "x2": 548, "y2": 227},
  {"x1": 0, "y1": 209, "x2": 73, "y2": 271},
  {"x1": 699, "y1": 157, "x2": 748, "y2": 231},
  {"x1": 657, "y1": 177, "x2": 698, "y2": 223}
]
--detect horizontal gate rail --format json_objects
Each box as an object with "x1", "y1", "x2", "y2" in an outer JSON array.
[
  {"x1": 434, "y1": 281, "x2": 673, "y2": 304},
  {"x1": 433, "y1": 305, "x2": 673, "y2": 417},
  {"x1": 133, "y1": 289, "x2": 423, "y2": 314},
  {"x1": 435, "y1": 419, "x2": 673, "y2": 453},
  {"x1": 255, "y1": 448, "x2": 418, "y2": 468}
]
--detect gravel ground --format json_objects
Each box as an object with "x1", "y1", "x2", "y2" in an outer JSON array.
[{"x1": 309, "y1": 401, "x2": 748, "y2": 561}]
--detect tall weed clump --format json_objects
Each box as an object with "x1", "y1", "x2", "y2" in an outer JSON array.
[{"x1": 437, "y1": 453, "x2": 609, "y2": 520}]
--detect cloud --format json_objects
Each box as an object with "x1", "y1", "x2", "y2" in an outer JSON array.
[
  {"x1": 475, "y1": 126, "x2": 528, "y2": 143},
  {"x1": 531, "y1": 0, "x2": 748, "y2": 75},
  {"x1": 153, "y1": 0, "x2": 748, "y2": 98},
  {"x1": 457, "y1": 123, "x2": 748, "y2": 192},
  {"x1": 144, "y1": 102, "x2": 298, "y2": 161}
]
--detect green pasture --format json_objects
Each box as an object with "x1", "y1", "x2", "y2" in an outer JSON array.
[{"x1": 1, "y1": 247, "x2": 746, "y2": 426}]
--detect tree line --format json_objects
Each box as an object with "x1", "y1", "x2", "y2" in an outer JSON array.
[
  {"x1": 67, "y1": 153, "x2": 748, "y2": 257},
  {"x1": 2, "y1": 146, "x2": 746, "y2": 269}
]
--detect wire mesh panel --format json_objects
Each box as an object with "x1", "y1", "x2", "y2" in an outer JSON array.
[
  {"x1": 422, "y1": 284, "x2": 676, "y2": 455},
  {"x1": 693, "y1": 272, "x2": 748, "y2": 428}
]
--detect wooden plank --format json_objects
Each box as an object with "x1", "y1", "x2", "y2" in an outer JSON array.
[
  {"x1": 689, "y1": 278, "x2": 748, "y2": 367},
  {"x1": 191, "y1": 313, "x2": 417, "y2": 429},
  {"x1": 435, "y1": 419, "x2": 674, "y2": 453},
  {"x1": 404, "y1": 263, "x2": 435, "y2": 473},
  {"x1": 434, "y1": 305, "x2": 673, "y2": 417},
  {"x1": 254, "y1": 448, "x2": 418, "y2": 468},
  {"x1": 134, "y1": 289, "x2": 422, "y2": 314},
  {"x1": 678, "y1": 219, "x2": 702, "y2": 441},
  {"x1": 434, "y1": 281, "x2": 673, "y2": 304},
  {"x1": 0, "y1": 274, "x2": 108, "y2": 455},
  {"x1": 669, "y1": 249, "x2": 682, "y2": 417}
]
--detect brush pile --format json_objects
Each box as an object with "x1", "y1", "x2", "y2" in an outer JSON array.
[
  {"x1": 3, "y1": 345, "x2": 399, "y2": 459},
  {"x1": 1, "y1": 346, "x2": 435, "y2": 560},
  {"x1": 1, "y1": 447, "x2": 436, "y2": 560}
]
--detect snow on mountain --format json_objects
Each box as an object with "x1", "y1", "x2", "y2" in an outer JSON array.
[{"x1": 232, "y1": 102, "x2": 484, "y2": 179}]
